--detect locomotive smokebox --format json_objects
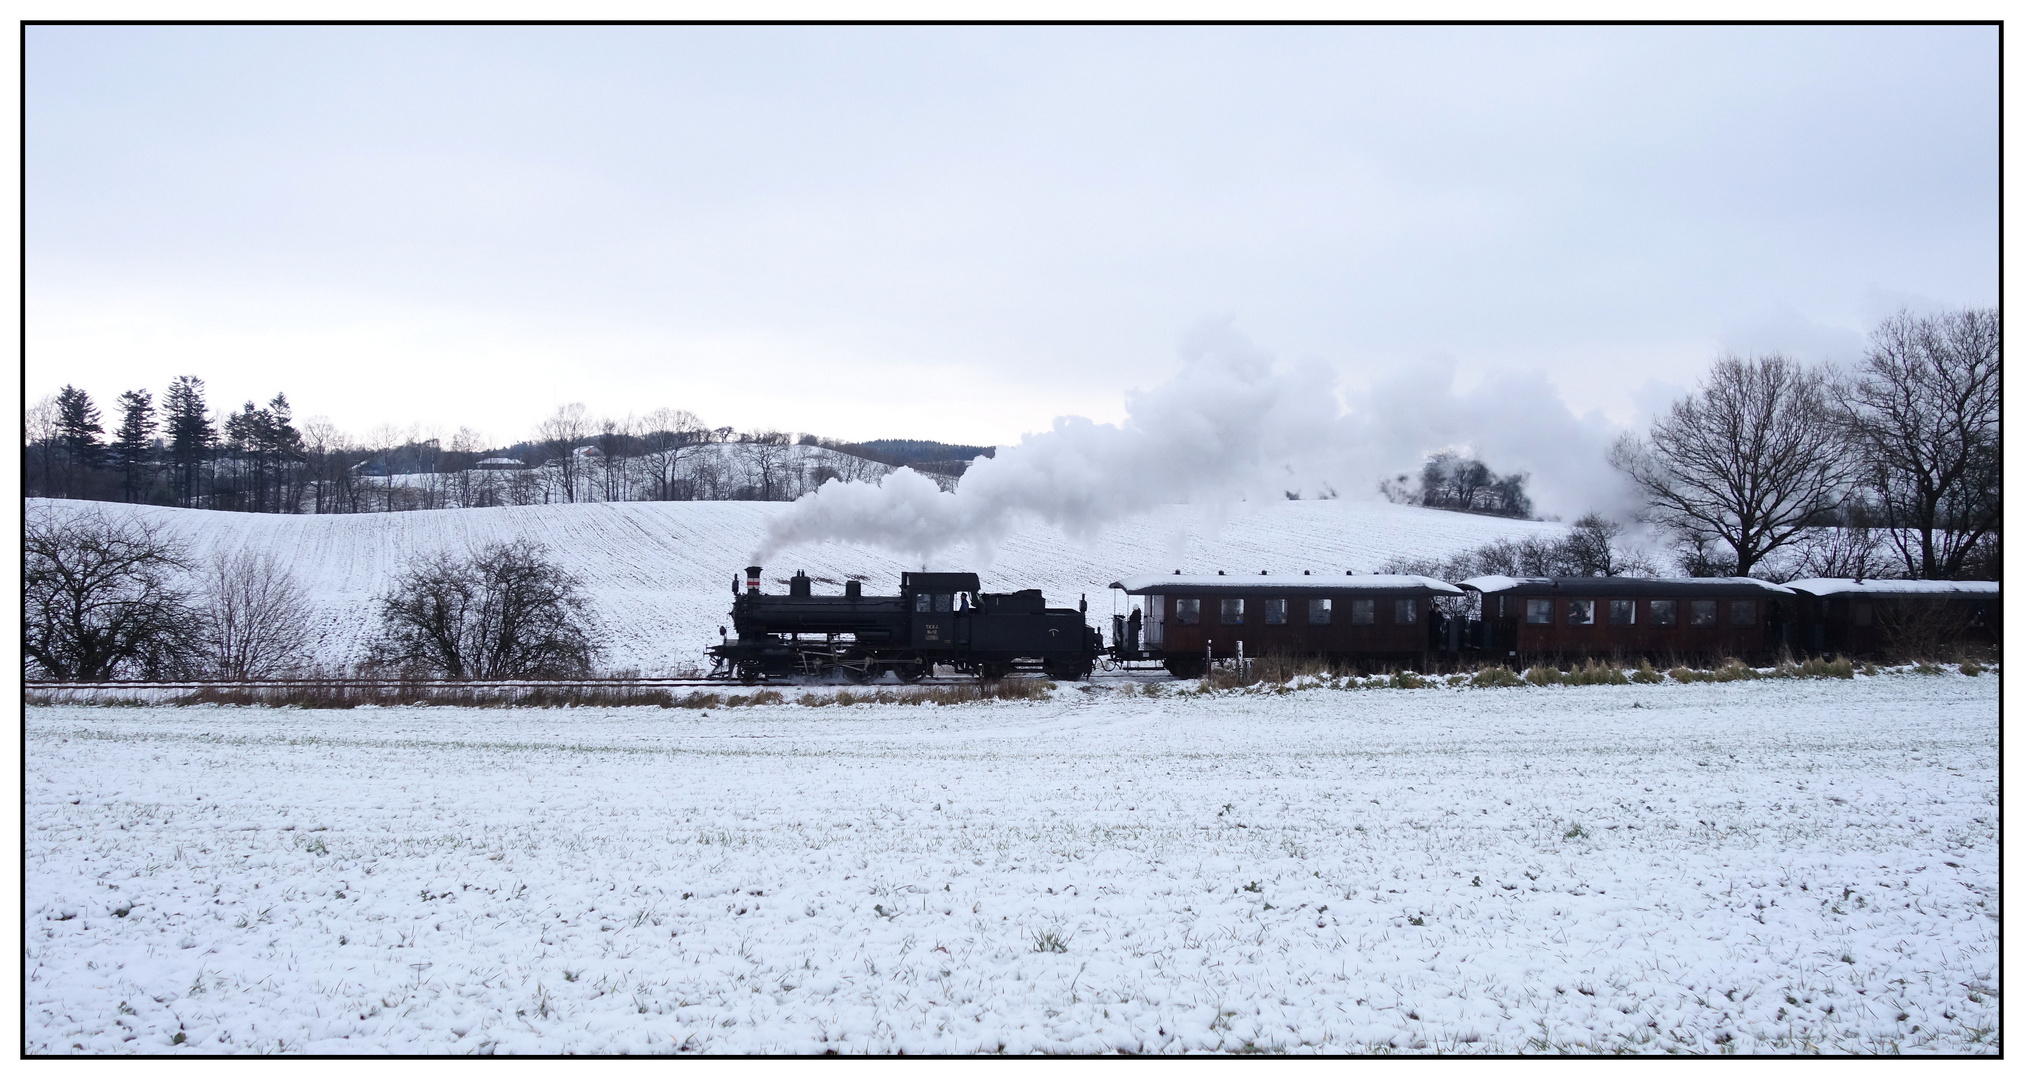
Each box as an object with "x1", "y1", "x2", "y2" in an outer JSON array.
[{"x1": 745, "y1": 566, "x2": 762, "y2": 594}]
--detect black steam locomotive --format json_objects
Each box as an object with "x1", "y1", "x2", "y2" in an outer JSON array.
[{"x1": 708, "y1": 566, "x2": 1102, "y2": 684}]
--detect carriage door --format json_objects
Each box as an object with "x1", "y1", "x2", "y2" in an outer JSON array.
[{"x1": 1144, "y1": 595, "x2": 1165, "y2": 649}]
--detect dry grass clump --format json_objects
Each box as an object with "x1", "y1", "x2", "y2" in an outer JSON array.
[
  {"x1": 1523, "y1": 665, "x2": 1564, "y2": 686},
  {"x1": 1470, "y1": 666, "x2": 1525, "y2": 688},
  {"x1": 170, "y1": 682, "x2": 691, "y2": 709},
  {"x1": 1245, "y1": 653, "x2": 1347, "y2": 684},
  {"x1": 1565, "y1": 660, "x2": 1629, "y2": 686},
  {"x1": 804, "y1": 680, "x2": 1056, "y2": 707},
  {"x1": 1958, "y1": 660, "x2": 1984, "y2": 677},
  {"x1": 1767, "y1": 656, "x2": 1856, "y2": 680},
  {"x1": 1630, "y1": 660, "x2": 1666, "y2": 684}
]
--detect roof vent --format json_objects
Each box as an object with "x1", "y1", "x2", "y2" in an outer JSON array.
[
  {"x1": 1345, "y1": 570, "x2": 1354, "y2": 576},
  {"x1": 1217, "y1": 570, "x2": 1226, "y2": 576},
  {"x1": 1303, "y1": 570, "x2": 1310, "y2": 576},
  {"x1": 1259, "y1": 570, "x2": 1267, "y2": 575},
  {"x1": 1173, "y1": 570, "x2": 1181, "y2": 575}
]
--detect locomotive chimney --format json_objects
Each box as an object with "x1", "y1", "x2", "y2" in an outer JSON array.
[{"x1": 745, "y1": 565, "x2": 762, "y2": 594}]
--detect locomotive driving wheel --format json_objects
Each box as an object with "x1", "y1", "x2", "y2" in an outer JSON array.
[
  {"x1": 736, "y1": 660, "x2": 763, "y2": 686},
  {"x1": 894, "y1": 660, "x2": 925, "y2": 683}
]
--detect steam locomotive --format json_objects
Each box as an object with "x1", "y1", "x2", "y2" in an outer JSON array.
[{"x1": 708, "y1": 566, "x2": 1102, "y2": 684}]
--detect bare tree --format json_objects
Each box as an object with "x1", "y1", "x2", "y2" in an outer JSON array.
[
  {"x1": 631, "y1": 408, "x2": 710, "y2": 499},
  {"x1": 1843, "y1": 308, "x2": 2000, "y2": 579},
  {"x1": 368, "y1": 540, "x2": 599, "y2": 678},
  {"x1": 537, "y1": 403, "x2": 592, "y2": 503},
  {"x1": 201, "y1": 550, "x2": 314, "y2": 679},
  {"x1": 26, "y1": 393, "x2": 59, "y2": 498},
  {"x1": 1610, "y1": 353, "x2": 1854, "y2": 577},
  {"x1": 25, "y1": 508, "x2": 203, "y2": 680},
  {"x1": 743, "y1": 433, "x2": 794, "y2": 501}
]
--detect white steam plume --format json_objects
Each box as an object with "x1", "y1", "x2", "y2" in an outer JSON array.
[{"x1": 758, "y1": 322, "x2": 1634, "y2": 564}]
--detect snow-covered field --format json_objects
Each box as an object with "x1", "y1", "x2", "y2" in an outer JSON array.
[
  {"x1": 26, "y1": 672, "x2": 1998, "y2": 1054},
  {"x1": 27, "y1": 498, "x2": 1564, "y2": 673}
]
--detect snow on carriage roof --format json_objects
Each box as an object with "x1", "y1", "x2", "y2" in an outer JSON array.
[
  {"x1": 1784, "y1": 578, "x2": 2001, "y2": 597},
  {"x1": 1458, "y1": 575, "x2": 1797, "y2": 595},
  {"x1": 1110, "y1": 573, "x2": 1463, "y2": 595}
]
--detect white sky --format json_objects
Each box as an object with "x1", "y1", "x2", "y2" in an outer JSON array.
[{"x1": 26, "y1": 23, "x2": 1996, "y2": 450}]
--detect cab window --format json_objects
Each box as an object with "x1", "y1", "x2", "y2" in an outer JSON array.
[
  {"x1": 914, "y1": 593, "x2": 930, "y2": 613},
  {"x1": 934, "y1": 593, "x2": 953, "y2": 613}
]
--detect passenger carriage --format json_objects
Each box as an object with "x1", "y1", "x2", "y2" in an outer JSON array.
[
  {"x1": 1108, "y1": 571, "x2": 1464, "y2": 676},
  {"x1": 1458, "y1": 576, "x2": 1801, "y2": 666}
]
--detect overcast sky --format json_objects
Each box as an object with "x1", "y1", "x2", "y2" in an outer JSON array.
[{"x1": 27, "y1": 24, "x2": 1996, "y2": 456}]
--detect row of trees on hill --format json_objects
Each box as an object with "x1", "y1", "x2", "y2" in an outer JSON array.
[
  {"x1": 1611, "y1": 308, "x2": 1998, "y2": 581},
  {"x1": 1383, "y1": 307, "x2": 1998, "y2": 583},
  {"x1": 25, "y1": 507, "x2": 601, "y2": 681},
  {"x1": 25, "y1": 380, "x2": 993, "y2": 513}
]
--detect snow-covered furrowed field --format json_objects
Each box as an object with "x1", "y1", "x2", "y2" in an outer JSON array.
[{"x1": 27, "y1": 673, "x2": 1998, "y2": 1054}]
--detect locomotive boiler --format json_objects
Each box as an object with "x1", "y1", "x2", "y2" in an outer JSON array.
[{"x1": 708, "y1": 566, "x2": 1101, "y2": 684}]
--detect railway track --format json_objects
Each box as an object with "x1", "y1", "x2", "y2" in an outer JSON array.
[{"x1": 26, "y1": 669, "x2": 1170, "y2": 695}]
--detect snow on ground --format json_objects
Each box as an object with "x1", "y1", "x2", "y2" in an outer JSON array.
[
  {"x1": 27, "y1": 498, "x2": 1563, "y2": 674},
  {"x1": 26, "y1": 672, "x2": 1998, "y2": 1054}
]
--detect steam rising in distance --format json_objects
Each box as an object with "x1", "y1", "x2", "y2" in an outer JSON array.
[{"x1": 759, "y1": 322, "x2": 1635, "y2": 565}]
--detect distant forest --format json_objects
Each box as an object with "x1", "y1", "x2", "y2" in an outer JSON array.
[{"x1": 23, "y1": 378, "x2": 996, "y2": 514}]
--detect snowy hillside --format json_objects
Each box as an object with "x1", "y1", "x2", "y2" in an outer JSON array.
[{"x1": 28, "y1": 498, "x2": 1565, "y2": 674}]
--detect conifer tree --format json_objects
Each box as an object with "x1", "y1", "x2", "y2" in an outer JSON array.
[{"x1": 110, "y1": 389, "x2": 156, "y2": 502}]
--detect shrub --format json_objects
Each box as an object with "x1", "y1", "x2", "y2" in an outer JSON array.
[
  {"x1": 1388, "y1": 670, "x2": 1430, "y2": 689},
  {"x1": 368, "y1": 539, "x2": 599, "y2": 679},
  {"x1": 25, "y1": 508, "x2": 204, "y2": 680},
  {"x1": 1668, "y1": 666, "x2": 1706, "y2": 683},
  {"x1": 200, "y1": 550, "x2": 313, "y2": 679},
  {"x1": 1630, "y1": 660, "x2": 1665, "y2": 684},
  {"x1": 1959, "y1": 660, "x2": 1983, "y2": 677}
]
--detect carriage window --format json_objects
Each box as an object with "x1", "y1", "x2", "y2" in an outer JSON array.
[
  {"x1": 1351, "y1": 599, "x2": 1375, "y2": 625},
  {"x1": 1730, "y1": 599, "x2": 1756, "y2": 627},
  {"x1": 1650, "y1": 600, "x2": 1677, "y2": 627},
  {"x1": 1566, "y1": 599, "x2": 1595, "y2": 625},
  {"x1": 1308, "y1": 598, "x2": 1332, "y2": 624},
  {"x1": 1609, "y1": 599, "x2": 1635, "y2": 626},
  {"x1": 1220, "y1": 598, "x2": 1245, "y2": 624},
  {"x1": 935, "y1": 593, "x2": 953, "y2": 613},
  {"x1": 1853, "y1": 602, "x2": 1872, "y2": 627},
  {"x1": 1264, "y1": 598, "x2": 1287, "y2": 625},
  {"x1": 914, "y1": 593, "x2": 931, "y2": 612},
  {"x1": 1175, "y1": 598, "x2": 1200, "y2": 625},
  {"x1": 1689, "y1": 600, "x2": 1717, "y2": 627},
  {"x1": 1525, "y1": 598, "x2": 1553, "y2": 625},
  {"x1": 1395, "y1": 598, "x2": 1417, "y2": 624}
]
